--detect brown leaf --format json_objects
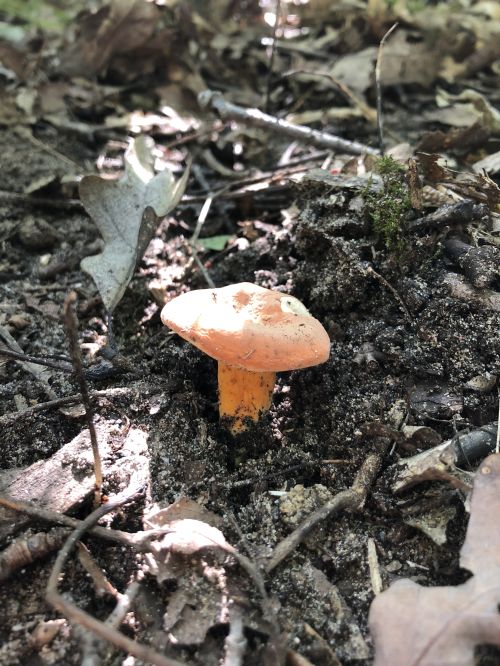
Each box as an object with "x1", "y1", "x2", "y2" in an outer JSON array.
[
  {"x1": 369, "y1": 454, "x2": 500, "y2": 666},
  {"x1": 145, "y1": 497, "x2": 223, "y2": 529},
  {"x1": 60, "y1": 0, "x2": 159, "y2": 77}
]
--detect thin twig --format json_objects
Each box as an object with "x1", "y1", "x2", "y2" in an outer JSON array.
[
  {"x1": 265, "y1": 440, "x2": 389, "y2": 572},
  {"x1": 198, "y1": 90, "x2": 378, "y2": 156},
  {"x1": 80, "y1": 578, "x2": 142, "y2": 666},
  {"x1": 64, "y1": 292, "x2": 103, "y2": 503},
  {"x1": 367, "y1": 538, "x2": 383, "y2": 595},
  {"x1": 283, "y1": 69, "x2": 376, "y2": 124},
  {"x1": 362, "y1": 264, "x2": 413, "y2": 322},
  {"x1": 45, "y1": 486, "x2": 186, "y2": 666},
  {"x1": 375, "y1": 22, "x2": 398, "y2": 155},
  {"x1": 0, "y1": 189, "x2": 82, "y2": 210},
  {"x1": 0, "y1": 494, "x2": 164, "y2": 548},
  {"x1": 223, "y1": 605, "x2": 247, "y2": 666},
  {"x1": 265, "y1": 0, "x2": 282, "y2": 113},
  {"x1": 0, "y1": 346, "x2": 74, "y2": 373},
  {"x1": 496, "y1": 392, "x2": 499, "y2": 454},
  {"x1": 0, "y1": 388, "x2": 132, "y2": 427}
]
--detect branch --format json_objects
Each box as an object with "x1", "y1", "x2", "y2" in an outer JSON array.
[{"x1": 198, "y1": 90, "x2": 378, "y2": 157}]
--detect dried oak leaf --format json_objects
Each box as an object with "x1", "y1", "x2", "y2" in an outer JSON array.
[
  {"x1": 80, "y1": 137, "x2": 189, "y2": 313},
  {"x1": 369, "y1": 453, "x2": 500, "y2": 666},
  {"x1": 60, "y1": 0, "x2": 159, "y2": 77}
]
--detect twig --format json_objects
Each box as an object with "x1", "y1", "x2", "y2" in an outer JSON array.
[
  {"x1": 80, "y1": 578, "x2": 142, "y2": 666},
  {"x1": 0, "y1": 189, "x2": 82, "y2": 210},
  {"x1": 361, "y1": 264, "x2": 413, "y2": 322},
  {"x1": 77, "y1": 542, "x2": 118, "y2": 597},
  {"x1": 0, "y1": 326, "x2": 57, "y2": 400},
  {"x1": 496, "y1": 394, "x2": 500, "y2": 454},
  {"x1": 223, "y1": 605, "x2": 247, "y2": 666},
  {"x1": 375, "y1": 23, "x2": 398, "y2": 155},
  {"x1": 265, "y1": 0, "x2": 282, "y2": 113},
  {"x1": 265, "y1": 440, "x2": 389, "y2": 572},
  {"x1": 15, "y1": 126, "x2": 80, "y2": 169},
  {"x1": 0, "y1": 494, "x2": 164, "y2": 548},
  {"x1": 408, "y1": 200, "x2": 488, "y2": 232},
  {"x1": 367, "y1": 538, "x2": 383, "y2": 595},
  {"x1": 64, "y1": 292, "x2": 103, "y2": 504},
  {"x1": 283, "y1": 69, "x2": 376, "y2": 124},
  {"x1": 106, "y1": 580, "x2": 141, "y2": 628},
  {"x1": 0, "y1": 346, "x2": 73, "y2": 373},
  {"x1": 0, "y1": 387, "x2": 131, "y2": 427},
  {"x1": 45, "y1": 486, "x2": 186, "y2": 666},
  {"x1": 78, "y1": 560, "x2": 140, "y2": 666},
  {"x1": 191, "y1": 251, "x2": 216, "y2": 288},
  {"x1": 198, "y1": 90, "x2": 378, "y2": 157}
]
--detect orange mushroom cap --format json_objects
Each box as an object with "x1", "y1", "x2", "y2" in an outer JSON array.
[{"x1": 160, "y1": 282, "x2": 330, "y2": 372}]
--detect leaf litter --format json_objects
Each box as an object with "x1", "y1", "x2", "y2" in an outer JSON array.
[
  {"x1": 369, "y1": 454, "x2": 500, "y2": 666},
  {"x1": 0, "y1": 0, "x2": 499, "y2": 664}
]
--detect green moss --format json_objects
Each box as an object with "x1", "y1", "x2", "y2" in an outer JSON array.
[{"x1": 365, "y1": 155, "x2": 411, "y2": 251}]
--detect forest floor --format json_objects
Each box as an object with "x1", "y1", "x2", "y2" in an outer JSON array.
[{"x1": 0, "y1": 2, "x2": 499, "y2": 665}]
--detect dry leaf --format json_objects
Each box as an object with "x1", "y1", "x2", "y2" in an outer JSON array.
[
  {"x1": 60, "y1": 0, "x2": 159, "y2": 77},
  {"x1": 80, "y1": 137, "x2": 189, "y2": 312},
  {"x1": 369, "y1": 453, "x2": 500, "y2": 666}
]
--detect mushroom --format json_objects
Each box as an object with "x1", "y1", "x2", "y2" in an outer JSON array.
[{"x1": 161, "y1": 282, "x2": 330, "y2": 432}]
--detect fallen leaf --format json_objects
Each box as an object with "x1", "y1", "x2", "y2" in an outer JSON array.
[
  {"x1": 80, "y1": 137, "x2": 189, "y2": 312},
  {"x1": 369, "y1": 453, "x2": 500, "y2": 666},
  {"x1": 152, "y1": 519, "x2": 233, "y2": 557},
  {"x1": 60, "y1": 0, "x2": 159, "y2": 77}
]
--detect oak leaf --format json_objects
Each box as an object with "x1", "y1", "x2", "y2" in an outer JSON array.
[
  {"x1": 369, "y1": 453, "x2": 500, "y2": 666},
  {"x1": 80, "y1": 137, "x2": 189, "y2": 313}
]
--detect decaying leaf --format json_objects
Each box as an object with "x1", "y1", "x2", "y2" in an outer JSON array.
[
  {"x1": 369, "y1": 453, "x2": 500, "y2": 666},
  {"x1": 60, "y1": 0, "x2": 159, "y2": 77},
  {"x1": 80, "y1": 137, "x2": 189, "y2": 312}
]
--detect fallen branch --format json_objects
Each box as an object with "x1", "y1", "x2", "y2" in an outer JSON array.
[
  {"x1": 265, "y1": 439, "x2": 389, "y2": 572},
  {"x1": 198, "y1": 90, "x2": 378, "y2": 157}
]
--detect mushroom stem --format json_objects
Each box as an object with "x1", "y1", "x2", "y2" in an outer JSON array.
[{"x1": 217, "y1": 360, "x2": 276, "y2": 432}]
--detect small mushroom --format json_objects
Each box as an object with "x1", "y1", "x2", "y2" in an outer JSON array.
[{"x1": 161, "y1": 282, "x2": 330, "y2": 432}]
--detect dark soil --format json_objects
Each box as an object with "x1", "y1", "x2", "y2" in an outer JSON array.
[{"x1": 0, "y1": 98, "x2": 499, "y2": 666}]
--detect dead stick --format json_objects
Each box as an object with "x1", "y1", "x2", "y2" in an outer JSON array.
[
  {"x1": 265, "y1": 0, "x2": 281, "y2": 113},
  {"x1": 0, "y1": 388, "x2": 131, "y2": 426},
  {"x1": 198, "y1": 90, "x2": 378, "y2": 157},
  {"x1": 0, "y1": 494, "x2": 166, "y2": 548},
  {"x1": 265, "y1": 441, "x2": 389, "y2": 572},
  {"x1": 0, "y1": 189, "x2": 82, "y2": 210},
  {"x1": 0, "y1": 346, "x2": 74, "y2": 373},
  {"x1": 375, "y1": 22, "x2": 398, "y2": 155},
  {"x1": 64, "y1": 292, "x2": 103, "y2": 503},
  {"x1": 46, "y1": 487, "x2": 186, "y2": 666}
]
